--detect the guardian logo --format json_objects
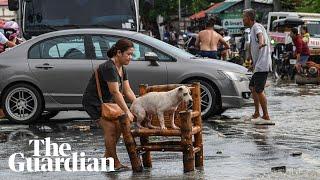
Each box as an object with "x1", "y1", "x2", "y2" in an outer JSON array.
[{"x1": 8, "y1": 138, "x2": 114, "y2": 172}]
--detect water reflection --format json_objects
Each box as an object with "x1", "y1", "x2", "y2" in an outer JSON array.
[{"x1": 0, "y1": 80, "x2": 319, "y2": 179}]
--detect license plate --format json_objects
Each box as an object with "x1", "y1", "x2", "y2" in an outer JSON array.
[{"x1": 290, "y1": 59, "x2": 297, "y2": 65}]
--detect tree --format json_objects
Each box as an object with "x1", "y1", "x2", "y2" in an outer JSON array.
[
  {"x1": 273, "y1": 0, "x2": 281, "y2": 11},
  {"x1": 140, "y1": 0, "x2": 222, "y2": 22},
  {"x1": 278, "y1": 0, "x2": 320, "y2": 13},
  {"x1": 295, "y1": 0, "x2": 320, "y2": 13}
]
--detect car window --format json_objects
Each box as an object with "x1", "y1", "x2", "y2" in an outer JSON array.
[
  {"x1": 91, "y1": 35, "x2": 110, "y2": 60},
  {"x1": 29, "y1": 35, "x2": 86, "y2": 59},
  {"x1": 91, "y1": 35, "x2": 172, "y2": 61}
]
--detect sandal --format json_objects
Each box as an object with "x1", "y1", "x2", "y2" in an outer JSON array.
[
  {"x1": 114, "y1": 165, "x2": 130, "y2": 172},
  {"x1": 243, "y1": 114, "x2": 259, "y2": 121}
]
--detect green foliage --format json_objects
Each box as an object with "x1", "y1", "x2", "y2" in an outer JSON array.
[
  {"x1": 279, "y1": 0, "x2": 320, "y2": 13},
  {"x1": 140, "y1": 0, "x2": 223, "y2": 21},
  {"x1": 295, "y1": 0, "x2": 320, "y2": 13}
]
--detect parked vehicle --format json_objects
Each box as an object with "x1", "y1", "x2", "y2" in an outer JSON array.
[
  {"x1": 269, "y1": 17, "x2": 304, "y2": 79},
  {"x1": 267, "y1": 12, "x2": 320, "y2": 63},
  {"x1": 0, "y1": 29, "x2": 251, "y2": 124},
  {"x1": 8, "y1": 0, "x2": 139, "y2": 39}
]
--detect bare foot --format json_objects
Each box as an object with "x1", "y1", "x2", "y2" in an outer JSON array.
[
  {"x1": 252, "y1": 113, "x2": 260, "y2": 119},
  {"x1": 114, "y1": 164, "x2": 130, "y2": 171}
]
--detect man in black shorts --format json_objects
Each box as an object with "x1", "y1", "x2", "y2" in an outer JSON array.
[{"x1": 243, "y1": 9, "x2": 273, "y2": 124}]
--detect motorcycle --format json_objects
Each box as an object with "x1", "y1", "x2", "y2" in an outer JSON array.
[
  {"x1": 0, "y1": 21, "x2": 22, "y2": 53},
  {"x1": 272, "y1": 43, "x2": 296, "y2": 80}
]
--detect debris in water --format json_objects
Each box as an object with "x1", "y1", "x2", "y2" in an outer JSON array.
[
  {"x1": 7, "y1": 129, "x2": 37, "y2": 141},
  {"x1": 291, "y1": 151, "x2": 302, "y2": 157},
  {"x1": 0, "y1": 133, "x2": 7, "y2": 143},
  {"x1": 217, "y1": 132, "x2": 226, "y2": 138},
  {"x1": 73, "y1": 125, "x2": 90, "y2": 132},
  {"x1": 271, "y1": 166, "x2": 286, "y2": 173}
]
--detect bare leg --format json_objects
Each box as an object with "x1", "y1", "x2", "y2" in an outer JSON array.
[
  {"x1": 99, "y1": 118, "x2": 126, "y2": 169},
  {"x1": 250, "y1": 87, "x2": 261, "y2": 118},
  {"x1": 257, "y1": 92, "x2": 270, "y2": 120}
]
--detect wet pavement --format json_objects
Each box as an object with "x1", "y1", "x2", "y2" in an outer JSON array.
[{"x1": 0, "y1": 80, "x2": 319, "y2": 179}]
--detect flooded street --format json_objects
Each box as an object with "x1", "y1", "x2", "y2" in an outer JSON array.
[{"x1": 0, "y1": 80, "x2": 319, "y2": 180}]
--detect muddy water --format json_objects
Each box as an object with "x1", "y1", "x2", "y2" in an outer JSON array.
[{"x1": 0, "y1": 81, "x2": 319, "y2": 179}]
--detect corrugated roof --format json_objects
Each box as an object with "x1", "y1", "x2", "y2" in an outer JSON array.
[
  {"x1": 206, "y1": 1, "x2": 240, "y2": 14},
  {"x1": 189, "y1": 2, "x2": 223, "y2": 20},
  {"x1": 0, "y1": 0, "x2": 8, "y2": 6}
]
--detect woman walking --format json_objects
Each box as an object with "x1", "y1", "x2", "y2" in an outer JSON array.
[{"x1": 82, "y1": 39, "x2": 136, "y2": 170}]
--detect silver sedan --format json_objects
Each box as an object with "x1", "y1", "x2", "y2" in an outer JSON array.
[{"x1": 0, "y1": 29, "x2": 251, "y2": 123}]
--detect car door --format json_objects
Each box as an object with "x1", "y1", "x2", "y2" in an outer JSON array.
[
  {"x1": 28, "y1": 35, "x2": 92, "y2": 106},
  {"x1": 90, "y1": 35, "x2": 169, "y2": 94}
]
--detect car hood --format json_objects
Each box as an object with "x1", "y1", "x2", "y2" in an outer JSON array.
[{"x1": 189, "y1": 57, "x2": 249, "y2": 74}]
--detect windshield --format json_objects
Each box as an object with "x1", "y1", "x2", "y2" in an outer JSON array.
[
  {"x1": 136, "y1": 34, "x2": 196, "y2": 59},
  {"x1": 307, "y1": 23, "x2": 320, "y2": 37},
  {"x1": 24, "y1": 0, "x2": 137, "y2": 33}
]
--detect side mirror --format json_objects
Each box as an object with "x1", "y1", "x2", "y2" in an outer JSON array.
[
  {"x1": 8, "y1": 0, "x2": 19, "y2": 11},
  {"x1": 145, "y1": 52, "x2": 160, "y2": 66}
]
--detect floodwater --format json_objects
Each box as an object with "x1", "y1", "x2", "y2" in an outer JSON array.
[{"x1": 0, "y1": 80, "x2": 319, "y2": 180}]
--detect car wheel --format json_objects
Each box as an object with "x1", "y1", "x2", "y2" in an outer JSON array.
[
  {"x1": 187, "y1": 80, "x2": 220, "y2": 119},
  {"x1": 2, "y1": 84, "x2": 44, "y2": 124},
  {"x1": 40, "y1": 111, "x2": 60, "y2": 120}
]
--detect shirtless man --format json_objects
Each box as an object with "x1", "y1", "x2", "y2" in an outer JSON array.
[{"x1": 195, "y1": 18, "x2": 229, "y2": 59}]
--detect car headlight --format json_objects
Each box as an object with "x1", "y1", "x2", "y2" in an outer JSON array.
[{"x1": 221, "y1": 71, "x2": 249, "y2": 82}]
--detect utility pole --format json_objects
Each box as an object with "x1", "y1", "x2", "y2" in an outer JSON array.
[
  {"x1": 244, "y1": 0, "x2": 251, "y2": 9},
  {"x1": 178, "y1": 0, "x2": 181, "y2": 31},
  {"x1": 178, "y1": 0, "x2": 181, "y2": 21}
]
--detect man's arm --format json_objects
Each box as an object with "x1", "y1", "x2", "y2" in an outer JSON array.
[
  {"x1": 257, "y1": 33, "x2": 266, "y2": 49},
  {"x1": 0, "y1": 33, "x2": 15, "y2": 48},
  {"x1": 248, "y1": 42, "x2": 252, "y2": 60},
  {"x1": 195, "y1": 33, "x2": 200, "y2": 49},
  {"x1": 5, "y1": 40, "x2": 15, "y2": 48},
  {"x1": 219, "y1": 35, "x2": 230, "y2": 49}
]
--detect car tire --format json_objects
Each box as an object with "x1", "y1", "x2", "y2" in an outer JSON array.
[
  {"x1": 2, "y1": 83, "x2": 44, "y2": 124},
  {"x1": 187, "y1": 80, "x2": 220, "y2": 119}
]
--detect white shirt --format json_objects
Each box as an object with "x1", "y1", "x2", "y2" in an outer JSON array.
[
  {"x1": 250, "y1": 23, "x2": 272, "y2": 72},
  {"x1": 0, "y1": 33, "x2": 8, "y2": 44}
]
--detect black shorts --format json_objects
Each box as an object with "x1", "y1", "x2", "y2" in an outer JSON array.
[{"x1": 249, "y1": 72, "x2": 268, "y2": 93}]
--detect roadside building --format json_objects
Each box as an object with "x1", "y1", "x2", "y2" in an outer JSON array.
[
  {"x1": 190, "y1": 0, "x2": 273, "y2": 35},
  {"x1": 0, "y1": 0, "x2": 15, "y2": 21}
]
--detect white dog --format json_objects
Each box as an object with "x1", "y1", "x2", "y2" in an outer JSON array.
[{"x1": 130, "y1": 86, "x2": 193, "y2": 130}]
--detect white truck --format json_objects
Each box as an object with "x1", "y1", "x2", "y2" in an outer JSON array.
[{"x1": 267, "y1": 12, "x2": 320, "y2": 62}]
